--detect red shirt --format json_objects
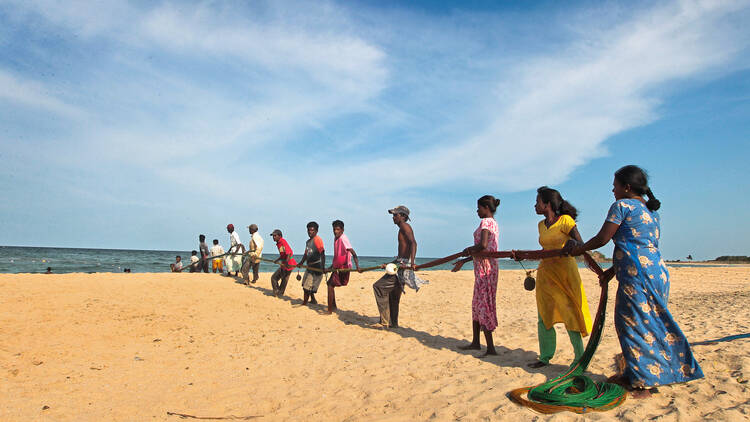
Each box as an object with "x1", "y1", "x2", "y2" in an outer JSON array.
[{"x1": 276, "y1": 238, "x2": 297, "y2": 271}]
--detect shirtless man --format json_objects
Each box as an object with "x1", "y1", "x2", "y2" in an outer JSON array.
[{"x1": 373, "y1": 205, "x2": 427, "y2": 328}]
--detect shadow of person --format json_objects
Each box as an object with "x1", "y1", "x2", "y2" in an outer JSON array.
[
  {"x1": 234, "y1": 279, "x2": 578, "y2": 375},
  {"x1": 330, "y1": 307, "x2": 570, "y2": 373}
]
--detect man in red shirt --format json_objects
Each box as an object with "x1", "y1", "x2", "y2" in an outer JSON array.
[{"x1": 270, "y1": 229, "x2": 297, "y2": 297}]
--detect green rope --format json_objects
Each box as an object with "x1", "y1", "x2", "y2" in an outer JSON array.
[{"x1": 509, "y1": 253, "x2": 627, "y2": 414}]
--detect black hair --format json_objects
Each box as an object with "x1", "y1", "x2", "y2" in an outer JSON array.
[
  {"x1": 537, "y1": 186, "x2": 578, "y2": 220},
  {"x1": 199, "y1": 234, "x2": 205, "y2": 241},
  {"x1": 477, "y1": 195, "x2": 501, "y2": 214},
  {"x1": 307, "y1": 221, "x2": 319, "y2": 230},
  {"x1": 614, "y1": 165, "x2": 661, "y2": 211},
  {"x1": 176, "y1": 255, "x2": 181, "y2": 259},
  {"x1": 332, "y1": 220, "x2": 344, "y2": 229},
  {"x1": 212, "y1": 239, "x2": 219, "y2": 245},
  {"x1": 191, "y1": 250, "x2": 198, "y2": 255}
]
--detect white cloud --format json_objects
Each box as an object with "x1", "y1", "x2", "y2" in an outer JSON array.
[
  {"x1": 2, "y1": 0, "x2": 750, "y2": 254},
  {"x1": 0, "y1": 69, "x2": 85, "y2": 119},
  {"x1": 312, "y1": 0, "x2": 750, "y2": 193}
]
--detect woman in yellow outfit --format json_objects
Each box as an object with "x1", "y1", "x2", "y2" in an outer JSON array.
[{"x1": 527, "y1": 186, "x2": 593, "y2": 369}]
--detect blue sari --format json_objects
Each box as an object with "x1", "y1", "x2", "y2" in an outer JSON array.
[{"x1": 607, "y1": 199, "x2": 703, "y2": 388}]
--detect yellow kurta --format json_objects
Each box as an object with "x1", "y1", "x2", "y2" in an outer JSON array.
[{"x1": 536, "y1": 214, "x2": 593, "y2": 336}]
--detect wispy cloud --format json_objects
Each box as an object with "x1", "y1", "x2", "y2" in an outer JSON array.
[
  {"x1": 316, "y1": 0, "x2": 750, "y2": 194},
  {"x1": 1, "y1": 0, "x2": 749, "y2": 253},
  {"x1": 0, "y1": 69, "x2": 85, "y2": 118}
]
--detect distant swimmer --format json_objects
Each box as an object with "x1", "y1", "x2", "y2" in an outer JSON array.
[
  {"x1": 170, "y1": 255, "x2": 183, "y2": 272},
  {"x1": 45, "y1": 267, "x2": 52, "y2": 274}
]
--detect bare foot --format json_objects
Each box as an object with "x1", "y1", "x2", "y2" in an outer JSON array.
[
  {"x1": 527, "y1": 361, "x2": 548, "y2": 369},
  {"x1": 458, "y1": 343, "x2": 481, "y2": 351},
  {"x1": 478, "y1": 350, "x2": 498, "y2": 357}
]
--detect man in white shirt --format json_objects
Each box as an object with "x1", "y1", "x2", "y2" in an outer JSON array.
[
  {"x1": 210, "y1": 239, "x2": 225, "y2": 274},
  {"x1": 242, "y1": 224, "x2": 264, "y2": 284},
  {"x1": 170, "y1": 255, "x2": 183, "y2": 272},
  {"x1": 226, "y1": 224, "x2": 245, "y2": 277}
]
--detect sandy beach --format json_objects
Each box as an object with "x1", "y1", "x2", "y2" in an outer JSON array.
[{"x1": 1, "y1": 267, "x2": 748, "y2": 421}]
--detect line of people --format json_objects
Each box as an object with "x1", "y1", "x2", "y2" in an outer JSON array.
[
  {"x1": 170, "y1": 164, "x2": 703, "y2": 399},
  {"x1": 450, "y1": 165, "x2": 703, "y2": 398}
]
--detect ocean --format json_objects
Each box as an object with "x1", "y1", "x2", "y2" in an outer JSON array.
[
  {"x1": 0, "y1": 245, "x2": 554, "y2": 274},
  {"x1": 3, "y1": 246, "x2": 727, "y2": 275}
]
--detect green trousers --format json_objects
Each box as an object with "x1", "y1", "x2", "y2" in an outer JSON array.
[{"x1": 537, "y1": 313, "x2": 584, "y2": 364}]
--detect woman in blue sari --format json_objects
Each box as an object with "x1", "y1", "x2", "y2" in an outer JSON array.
[{"x1": 569, "y1": 165, "x2": 703, "y2": 398}]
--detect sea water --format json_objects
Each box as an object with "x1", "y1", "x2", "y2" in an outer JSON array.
[{"x1": 0, "y1": 245, "x2": 559, "y2": 274}]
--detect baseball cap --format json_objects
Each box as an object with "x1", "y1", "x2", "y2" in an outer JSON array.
[{"x1": 388, "y1": 205, "x2": 410, "y2": 221}]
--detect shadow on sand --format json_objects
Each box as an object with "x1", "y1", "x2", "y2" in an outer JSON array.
[{"x1": 231, "y1": 276, "x2": 580, "y2": 377}]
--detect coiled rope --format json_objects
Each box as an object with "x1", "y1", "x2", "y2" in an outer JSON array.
[{"x1": 507, "y1": 252, "x2": 627, "y2": 414}]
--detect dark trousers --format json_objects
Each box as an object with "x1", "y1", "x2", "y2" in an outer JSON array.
[
  {"x1": 373, "y1": 274, "x2": 403, "y2": 327},
  {"x1": 271, "y1": 268, "x2": 291, "y2": 296},
  {"x1": 201, "y1": 259, "x2": 209, "y2": 273}
]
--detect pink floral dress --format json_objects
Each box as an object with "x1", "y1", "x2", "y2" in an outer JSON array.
[{"x1": 472, "y1": 218, "x2": 500, "y2": 331}]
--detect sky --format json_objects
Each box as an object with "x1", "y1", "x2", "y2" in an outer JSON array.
[{"x1": 1, "y1": 0, "x2": 749, "y2": 260}]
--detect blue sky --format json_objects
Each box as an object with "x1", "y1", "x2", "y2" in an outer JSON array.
[{"x1": 1, "y1": 0, "x2": 749, "y2": 260}]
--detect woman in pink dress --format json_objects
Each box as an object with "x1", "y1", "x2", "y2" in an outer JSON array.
[{"x1": 454, "y1": 195, "x2": 500, "y2": 356}]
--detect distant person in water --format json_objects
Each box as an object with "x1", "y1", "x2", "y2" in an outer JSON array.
[
  {"x1": 325, "y1": 220, "x2": 361, "y2": 314},
  {"x1": 270, "y1": 229, "x2": 297, "y2": 297},
  {"x1": 226, "y1": 224, "x2": 245, "y2": 277},
  {"x1": 373, "y1": 206, "x2": 428, "y2": 328},
  {"x1": 45, "y1": 267, "x2": 52, "y2": 274},
  {"x1": 198, "y1": 234, "x2": 210, "y2": 273},
  {"x1": 170, "y1": 256, "x2": 183, "y2": 272},
  {"x1": 189, "y1": 250, "x2": 199, "y2": 273},
  {"x1": 297, "y1": 221, "x2": 326, "y2": 305},
  {"x1": 210, "y1": 239, "x2": 225, "y2": 274}
]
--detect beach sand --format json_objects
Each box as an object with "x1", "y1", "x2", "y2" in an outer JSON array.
[{"x1": 1, "y1": 267, "x2": 748, "y2": 421}]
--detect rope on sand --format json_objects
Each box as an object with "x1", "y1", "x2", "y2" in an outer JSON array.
[
  {"x1": 166, "y1": 411, "x2": 260, "y2": 419},
  {"x1": 508, "y1": 252, "x2": 627, "y2": 414}
]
